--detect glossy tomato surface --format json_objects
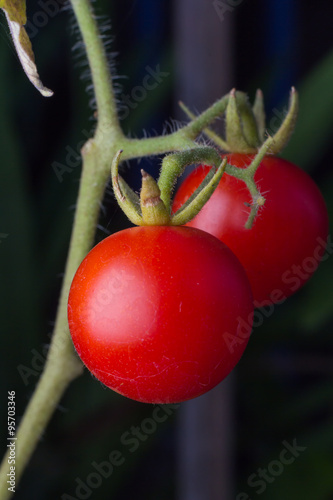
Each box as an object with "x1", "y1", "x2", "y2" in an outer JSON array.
[
  {"x1": 68, "y1": 226, "x2": 253, "y2": 404},
  {"x1": 173, "y1": 154, "x2": 329, "y2": 307}
]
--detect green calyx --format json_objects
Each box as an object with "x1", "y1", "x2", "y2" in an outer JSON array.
[
  {"x1": 111, "y1": 147, "x2": 226, "y2": 226},
  {"x1": 180, "y1": 87, "x2": 298, "y2": 155}
]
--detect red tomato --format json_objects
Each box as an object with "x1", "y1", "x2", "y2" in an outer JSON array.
[
  {"x1": 68, "y1": 226, "x2": 253, "y2": 404},
  {"x1": 173, "y1": 154, "x2": 329, "y2": 307}
]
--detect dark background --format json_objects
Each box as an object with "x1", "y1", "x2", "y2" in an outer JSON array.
[{"x1": 0, "y1": 0, "x2": 333, "y2": 499}]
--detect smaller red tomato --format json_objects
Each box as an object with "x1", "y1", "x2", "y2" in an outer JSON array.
[
  {"x1": 173, "y1": 154, "x2": 329, "y2": 307},
  {"x1": 68, "y1": 226, "x2": 253, "y2": 404}
]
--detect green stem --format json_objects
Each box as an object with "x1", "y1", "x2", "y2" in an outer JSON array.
[
  {"x1": 0, "y1": 0, "x2": 123, "y2": 496},
  {"x1": 181, "y1": 94, "x2": 229, "y2": 139}
]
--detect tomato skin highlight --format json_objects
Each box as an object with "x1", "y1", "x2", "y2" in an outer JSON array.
[
  {"x1": 173, "y1": 154, "x2": 329, "y2": 306},
  {"x1": 68, "y1": 226, "x2": 253, "y2": 404}
]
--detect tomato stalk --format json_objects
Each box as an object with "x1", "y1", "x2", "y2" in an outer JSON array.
[
  {"x1": 158, "y1": 147, "x2": 223, "y2": 211},
  {"x1": 179, "y1": 87, "x2": 299, "y2": 228},
  {"x1": 180, "y1": 87, "x2": 298, "y2": 155},
  {"x1": 0, "y1": 0, "x2": 301, "y2": 491},
  {"x1": 0, "y1": 1, "x2": 257, "y2": 494},
  {"x1": 225, "y1": 89, "x2": 260, "y2": 152},
  {"x1": 112, "y1": 147, "x2": 227, "y2": 226}
]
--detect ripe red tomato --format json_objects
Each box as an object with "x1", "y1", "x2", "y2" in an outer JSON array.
[
  {"x1": 68, "y1": 226, "x2": 253, "y2": 404},
  {"x1": 173, "y1": 154, "x2": 329, "y2": 307}
]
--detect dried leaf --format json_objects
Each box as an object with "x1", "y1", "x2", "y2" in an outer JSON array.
[{"x1": 0, "y1": 0, "x2": 53, "y2": 97}]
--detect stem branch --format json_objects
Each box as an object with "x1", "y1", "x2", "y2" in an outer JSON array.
[{"x1": 0, "y1": 0, "x2": 123, "y2": 495}]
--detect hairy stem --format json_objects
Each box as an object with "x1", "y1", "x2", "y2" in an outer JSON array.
[
  {"x1": 0, "y1": 139, "x2": 112, "y2": 498},
  {"x1": 0, "y1": 0, "x2": 122, "y2": 496},
  {"x1": 70, "y1": 0, "x2": 123, "y2": 138}
]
